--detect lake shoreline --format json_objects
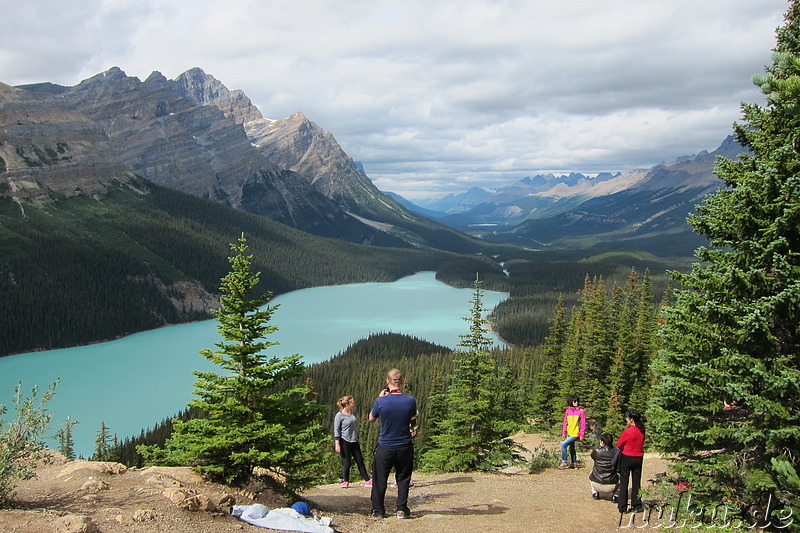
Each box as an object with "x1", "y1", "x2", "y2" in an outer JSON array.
[
  {"x1": 0, "y1": 272, "x2": 508, "y2": 457},
  {"x1": 1, "y1": 271, "x2": 507, "y2": 359}
]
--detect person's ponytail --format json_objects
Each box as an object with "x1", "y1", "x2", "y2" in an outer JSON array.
[
  {"x1": 338, "y1": 396, "x2": 353, "y2": 410},
  {"x1": 625, "y1": 408, "x2": 645, "y2": 435}
]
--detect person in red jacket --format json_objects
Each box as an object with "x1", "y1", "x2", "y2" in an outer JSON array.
[
  {"x1": 616, "y1": 409, "x2": 646, "y2": 514},
  {"x1": 558, "y1": 395, "x2": 586, "y2": 469}
]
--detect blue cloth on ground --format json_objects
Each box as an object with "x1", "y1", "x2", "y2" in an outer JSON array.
[
  {"x1": 231, "y1": 504, "x2": 333, "y2": 533},
  {"x1": 291, "y1": 502, "x2": 313, "y2": 517}
]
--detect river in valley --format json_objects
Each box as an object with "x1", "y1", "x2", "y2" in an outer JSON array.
[{"x1": 0, "y1": 272, "x2": 507, "y2": 457}]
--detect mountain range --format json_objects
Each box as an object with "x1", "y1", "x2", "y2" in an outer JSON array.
[
  {"x1": 407, "y1": 187, "x2": 496, "y2": 215},
  {"x1": 392, "y1": 137, "x2": 745, "y2": 255},
  {"x1": 0, "y1": 66, "x2": 745, "y2": 355},
  {"x1": 2, "y1": 67, "x2": 483, "y2": 252},
  {"x1": 2, "y1": 66, "x2": 745, "y2": 258}
]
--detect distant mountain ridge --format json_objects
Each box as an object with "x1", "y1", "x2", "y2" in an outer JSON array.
[
  {"x1": 387, "y1": 137, "x2": 744, "y2": 255},
  {"x1": 479, "y1": 137, "x2": 745, "y2": 254},
  {"x1": 4, "y1": 67, "x2": 484, "y2": 252},
  {"x1": 384, "y1": 191, "x2": 448, "y2": 219},
  {"x1": 412, "y1": 187, "x2": 496, "y2": 215}
]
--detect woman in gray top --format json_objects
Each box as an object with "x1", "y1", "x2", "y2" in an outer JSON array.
[{"x1": 334, "y1": 396, "x2": 372, "y2": 488}]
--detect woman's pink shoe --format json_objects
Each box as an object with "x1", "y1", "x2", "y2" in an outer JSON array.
[
  {"x1": 364, "y1": 480, "x2": 373, "y2": 487},
  {"x1": 341, "y1": 481, "x2": 349, "y2": 488}
]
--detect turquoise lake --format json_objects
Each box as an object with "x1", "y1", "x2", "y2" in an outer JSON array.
[{"x1": 0, "y1": 272, "x2": 507, "y2": 457}]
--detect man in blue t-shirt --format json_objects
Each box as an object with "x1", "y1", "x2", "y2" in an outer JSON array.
[{"x1": 368, "y1": 368, "x2": 418, "y2": 519}]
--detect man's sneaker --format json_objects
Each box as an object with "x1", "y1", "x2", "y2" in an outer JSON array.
[
  {"x1": 557, "y1": 462, "x2": 569, "y2": 469},
  {"x1": 341, "y1": 481, "x2": 349, "y2": 488},
  {"x1": 592, "y1": 492, "x2": 600, "y2": 500},
  {"x1": 364, "y1": 480, "x2": 373, "y2": 487},
  {"x1": 397, "y1": 510, "x2": 410, "y2": 519},
  {"x1": 370, "y1": 510, "x2": 385, "y2": 518}
]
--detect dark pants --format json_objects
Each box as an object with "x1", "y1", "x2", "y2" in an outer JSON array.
[
  {"x1": 617, "y1": 453, "x2": 643, "y2": 512},
  {"x1": 340, "y1": 439, "x2": 370, "y2": 482},
  {"x1": 370, "y1": 442, "x2": 413, "y2": 515}
]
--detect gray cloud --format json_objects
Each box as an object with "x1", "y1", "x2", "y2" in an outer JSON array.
[{"x1": 0, "y1": 0, "x2": 788, "y2": 199}]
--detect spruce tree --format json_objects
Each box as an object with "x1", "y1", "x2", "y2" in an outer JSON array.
[
  {"x1": 577, "y1": 276, "x2": 612, "y2": 422},
  {"x1": 54, "y1": 417, "x2": 78, "y2": 461},
  {"x1": 553, "y1": 311, "x2": 584, "y2": 416},
  {"x1": 554, "y1": 276, "x2": 600, "y2": 417},
  {"x1": 139, "y1": 234, "x2": 327, "y2": 495},
  {"x1": 529, "y1": 296, "x2": 567, "y2": 427},
  {"x1": 497, "y1": 350, "x2": 527, "y2": 426},
  {"x1": 421, "y1": 364, "x2": 448, "y2": 443},
  {"x1": 603, "y1": 348, "x2": 627, "y2": 437},
  {"x1": 627, "y1": 269, "x2": 657, "y2": 411},
  {"x1": 649, "y1": 3, "x2": 800, "y2": 524},
  {"x1": 93, "y1": 421, "x2": 111, "y2": 461},
  {"x1": 421, "y1": 276, "x2": 525, "y2": 472}
]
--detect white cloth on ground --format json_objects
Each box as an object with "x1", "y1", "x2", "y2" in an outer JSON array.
[{"x1": 231, "y1": 504, "x2": 334, "y2": 533}]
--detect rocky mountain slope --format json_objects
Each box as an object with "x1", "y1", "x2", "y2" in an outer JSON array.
[
  {"x1": 0, "y1": 82, "x2": 138, "y2": 203},
  {"x1": 4, "y1": 68, "x2": 483, "y2": 251}
]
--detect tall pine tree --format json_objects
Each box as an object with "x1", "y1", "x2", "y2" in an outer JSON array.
[
  {"x1": 139, "y1": 234, "x2": 327, "y2": 496},
  {"x1": 54, "y1": 417, "x2": 78, "y2": 461},
  {"x1": 529, "y1": 296, "x2": 567, "y2": 427},
  {"x1": 92, "y1": 421, "x2": 111, "y2": 461},
  {"x1": 649, "y1": 3, "x2": 800, "y2": 524},
  {"x1": 421, "y1": 276, "x2": 524, "y2": 472}
]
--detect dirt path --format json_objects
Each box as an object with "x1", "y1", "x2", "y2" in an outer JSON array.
[
  {"x1": 1, "y1": 434, "x2": 671, "y2": 532},
  {"x1": 301, "y1": 433, "x2": 671, "y2": 533}
]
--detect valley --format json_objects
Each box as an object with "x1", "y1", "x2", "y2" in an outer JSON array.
[{"x1": 1, "y1": 67, "x2": 705, "y2": 358}]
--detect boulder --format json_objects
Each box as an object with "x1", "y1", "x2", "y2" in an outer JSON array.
[
  {"x1": 58, "y1": 461, "x2": 127, "y2": 478},
  {"x1": 52, "y1": 514, "x2": 101, "y2": 533},
  {"x1": 132, "y1": 509, "x2": 158, "y2": 522},
  {"x1": 181, "y1": 494, "x2": 220, "y2": 513},
  {"x1": 80, "y1": 479, "x2": 110, "y2": 492},
  {"x1": 163, "y1": 487, "x2": 197, "y2": 505}
]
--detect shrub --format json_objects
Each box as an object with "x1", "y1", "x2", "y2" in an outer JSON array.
[
  {"x1": 528, "y1": 444, "x2": 560, "y2": 474},
  {"x1": 0, "y1": 381, "x2": 58, "y2": 507}
]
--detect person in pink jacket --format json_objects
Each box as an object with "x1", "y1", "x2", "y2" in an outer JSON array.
[{"x1": 558, "y1": 395, "x2": 586, "y2": 469}]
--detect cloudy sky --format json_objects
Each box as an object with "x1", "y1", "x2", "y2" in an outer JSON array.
[{"x1": 0, "y1": 1, "x2": 789, "y2": 199}]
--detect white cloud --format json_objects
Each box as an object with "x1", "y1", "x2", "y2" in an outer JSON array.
[{"x1": 0, "y1": 0, "x2": 788, "y2": 198}]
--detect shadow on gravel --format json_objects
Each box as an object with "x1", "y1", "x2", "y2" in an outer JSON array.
[
  {"x1": 412, "y1": 502, "x2": 509, "y2": 517},
  {"x1": 409, "y1": 475, "x2": 475, "y2": 487}
]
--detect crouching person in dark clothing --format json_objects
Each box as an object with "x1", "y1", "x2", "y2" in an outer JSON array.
[
  {"x1": 369, "y1": 368, "x2": 418, "y2": 520},
  {"x1": 589, "y1": 433, "x2": 619, "y2": 501}
]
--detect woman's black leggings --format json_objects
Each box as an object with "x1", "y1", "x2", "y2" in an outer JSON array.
[
  {"x1": 340, "y1": 439, "x2": 370, "y2": 482},
  {"x1": 617, "y1": 453, "x2": 643, "y2": 512}
]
